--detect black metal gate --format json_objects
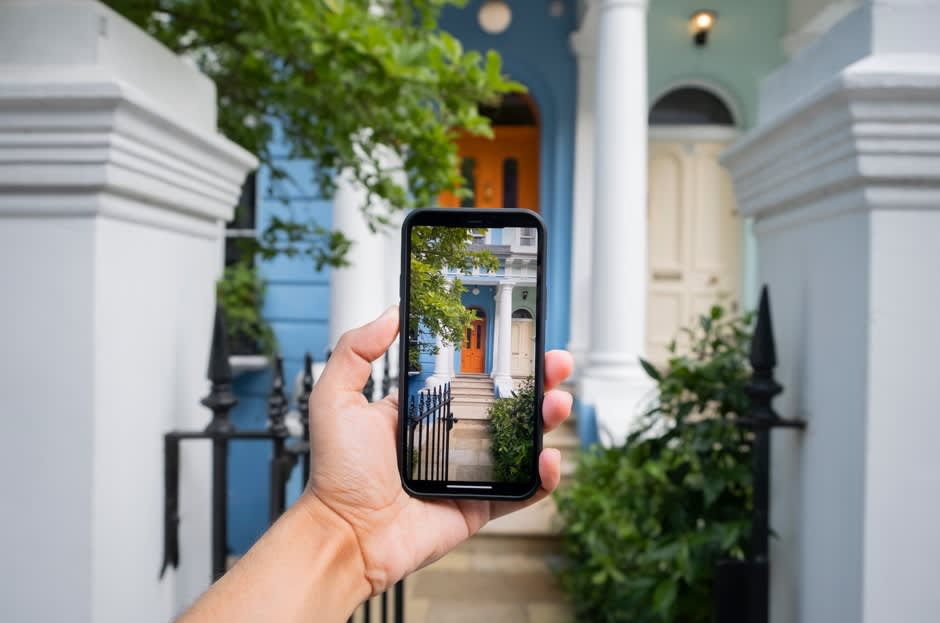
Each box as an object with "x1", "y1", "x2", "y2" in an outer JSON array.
[
  {"x1": 161, "y1": 306, "x2": 404, "y2": 622},
  {"x1": 406, "y1": 383, "x2": 456, "y2": 481}
]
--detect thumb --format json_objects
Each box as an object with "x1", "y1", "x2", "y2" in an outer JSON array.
[{"x1": 315, "y1": 305, "x2": 399, "y2": 396}]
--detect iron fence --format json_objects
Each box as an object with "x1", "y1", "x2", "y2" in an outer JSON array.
[
  {"x1": 406, "y1": 383, "x2": 456, "y2": 481},
  {"x1": 160, "y1": 306, "x2": 404, "y2": 622},
  {"x1": 713, "y1": 286, "x2": 806, "y2": 623}
]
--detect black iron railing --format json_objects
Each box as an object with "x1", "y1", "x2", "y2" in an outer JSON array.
[
  {"x1": 713, "y1": 286, "x2": 806, "y2": 623},
  {"x1": 406, "y1": 383, "x2": 456, "y2": 481},
  {"x1": 161, "y1": 306, "x2": 404, "y2": 623}
]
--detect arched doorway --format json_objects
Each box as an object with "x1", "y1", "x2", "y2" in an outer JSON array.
[
  {"x1": 646, "y1": 86, "x2": 741, "y2": 363},
  {"x1": 460, "y1": 308, "x2": 487, "y2": 374},
  {"x1": 510, "y1": 307, "x2": 535, "y2": 377},
  {"x1": 440, "y1": 92, "x2": 540, "y2": 212}
]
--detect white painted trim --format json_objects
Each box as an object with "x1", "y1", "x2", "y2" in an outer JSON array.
[
  {"x1": 649, "y1": 125, "x2": 740, "y2": 142},
  {"x1": 649, "y1": 78, "x2": 744, "y2": 129},
  {"x1": 722, "y1": 57, "x2": 940, "y2": 230}
]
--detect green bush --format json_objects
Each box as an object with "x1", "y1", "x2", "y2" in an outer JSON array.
[
  {"x1": 488, "y1": 377, "x2": 536, "y2": 482},
  {"x1": 555, "y1": 306, "x2": 754, "y2": 623},
  {"x1": 217, "y1": 261, "x2": 276, "y2": 355}
]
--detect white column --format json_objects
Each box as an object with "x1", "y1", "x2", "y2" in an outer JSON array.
[
  {"x1": 426, "y1": 335, "x2": 454, "y2": 387},
  {"x1": 490, "y1": 284, "x2": 502, "y2": 379},
  {"x1": 579, "y1": 0, "x2": 653, "y2": 445},
  {"x1": 567, "y1": 0, "x2": 599, "y2": 373},
  {"x1": 723, "y1": 3, "x2": 940, "y2": 622},
  {"x1": 493, "y1": 282, "x2": 514, "y2": 396},
  {"x1": 0, "y1": 3, "x2": 256, "y2": 621}
]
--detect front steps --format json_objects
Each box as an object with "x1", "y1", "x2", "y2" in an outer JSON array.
[{"x1": 448, "y1": 374, "x2": 496, "y2": 421}]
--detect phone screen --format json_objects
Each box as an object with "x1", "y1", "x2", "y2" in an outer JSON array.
[{"x1": 400, "y1": 209, "x2": 544, "y2": 499}]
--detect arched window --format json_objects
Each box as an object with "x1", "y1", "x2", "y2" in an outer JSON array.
[
  {"x1": 649, "y1": 87, "x2": 734, "y2": 126},
  {"x1": 480, "y1": 92, "x2": 538, "y2": 126},
  {"x1": 511, "y1": 308, "x2": 533, "y2": 319}
]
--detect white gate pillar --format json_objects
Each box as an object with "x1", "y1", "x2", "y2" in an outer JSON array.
[
  {"x1": 723, "y1": 2, "x2": 940, "y2": 621},
  {"x1": 579, "y1": 0, "x2": 654, "y2": 445},
  {"x1": 0, "y1": 2, "x2": 256, "y2": 621}
]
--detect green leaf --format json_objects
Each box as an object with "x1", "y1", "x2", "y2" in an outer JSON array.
[
  {"x1": 652, "y1": 579, "x2": 678, "y2": 615},
  {"x1": 639, "y1": 357, "x2": 662, "y2": 381}
]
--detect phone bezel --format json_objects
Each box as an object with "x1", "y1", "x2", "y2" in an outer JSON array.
[{"x1": 398, "y1": 208, "x2": 547, "y2": 500}]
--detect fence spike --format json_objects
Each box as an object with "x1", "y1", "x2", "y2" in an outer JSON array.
[
  {"x1": 203, "y1": 305, "x2": 237, "y2": 433},
  {"x1": 267, "y1": 355, "x2": 289, "y2": 436},
  {"x1": 363, "y1": 372, "x2": 375, "y2": 403},
  {"x1": 750, "y1": 285, "x2": 777, "y2": 373},
  {"x1": 382, "y1": 352, "x2": 391, "y2": 398}
]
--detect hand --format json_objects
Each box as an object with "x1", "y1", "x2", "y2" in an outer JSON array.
[{"x1": 303, "y1": 305, "x2": 574, "y2": 595}]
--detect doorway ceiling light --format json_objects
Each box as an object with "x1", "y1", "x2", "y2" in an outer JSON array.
[
  {"x1": 479, "y1": 0, "x2": 512, "y2": 35},
  {"x1": 690, "y1": 10, "x2": 717, "y2": 47}
]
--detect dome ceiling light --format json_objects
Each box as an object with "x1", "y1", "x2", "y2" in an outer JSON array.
[{"x1": 478, "y1": 0, "x2": 512, "y2": 35}]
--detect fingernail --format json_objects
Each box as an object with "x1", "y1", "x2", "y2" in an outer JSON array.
[{"x1": 381, "y1": 305, "x2": 398, "y2": 319}]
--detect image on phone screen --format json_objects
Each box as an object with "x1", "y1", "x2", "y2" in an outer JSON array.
[{"x1": 404, "y1": 221, "x2": 541, "y2": 488}]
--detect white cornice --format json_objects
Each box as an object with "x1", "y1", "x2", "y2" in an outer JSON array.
[
  {"x1": 721, "y1": 55, "x2": 940, "y2": 231},
  {"x1": 0, "y1": 79, "x2": 257, "y2": 237}
]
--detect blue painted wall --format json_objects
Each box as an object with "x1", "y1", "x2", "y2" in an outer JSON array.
[
  {"x1": 440, "y1": 1, "x2": 577, "y2": 351},
  {"x1": 228, "y1": 144, "x2": 335, "y2": 554}
]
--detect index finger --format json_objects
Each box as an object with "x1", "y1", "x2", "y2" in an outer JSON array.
[{"x1": 544, "y1": 350, "x2": 573, "y2": 391}]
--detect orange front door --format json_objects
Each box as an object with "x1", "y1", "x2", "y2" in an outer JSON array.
[
  {"x1": 440, "y1": 126, "x2": 540, "y2": 212},
  {"x1": 461, "y1": 318, "x2": 486, "y2": 373}
]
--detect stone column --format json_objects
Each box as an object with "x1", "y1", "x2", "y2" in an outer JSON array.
[
  {"x1": 579, "y1": 0, "x2": 653, "y2": 445},
  {"x1": 567, "y1": 0, "x2": 599, "y2": 373},
  {"x1": 493, "y1": 282, "x2": 514, "y2": 396},
  {"x1": 0, "y1": 2, "x2": 256, "y2": 620},
  {"x1": 722, "y1": 2, "x2": 940, "y2": 621}
]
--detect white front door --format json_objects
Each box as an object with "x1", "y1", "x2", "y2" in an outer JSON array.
[
  {"x1": 510, "y1": 318, "x2": 534, "y2": 377},
  {"x1": 646, "y1": 135, "x2": 742, "y2": 364}
]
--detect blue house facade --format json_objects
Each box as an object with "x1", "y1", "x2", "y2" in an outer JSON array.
[{"x1": 227, "y1": 0, "x2": 786, "y2": 553}]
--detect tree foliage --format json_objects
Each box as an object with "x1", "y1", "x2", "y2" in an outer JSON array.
[
  {"x1": 555, "y1": 305, "x2": 755, "y2": 623},
  {"x1": 108, "y1": 0, "x2": 521, "y2": 265},
  {"x1": 408, "y1": 226, "x2": 497, "y2": 365}
]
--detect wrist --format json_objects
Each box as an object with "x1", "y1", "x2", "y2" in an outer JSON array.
[{"x1": 292, "y1": 492, "x2": 373, "y2": 613}]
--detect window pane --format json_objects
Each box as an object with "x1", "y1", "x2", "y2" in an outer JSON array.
[
  {"x1": 503, "y1": 158, "x2": 518, "y2": 209},
  {"x1": 460, "y1": 158, "x2": 476, "y2": 208},
  {"x1": 649, "y1": 87, "x2": 734, "y2": 126}
]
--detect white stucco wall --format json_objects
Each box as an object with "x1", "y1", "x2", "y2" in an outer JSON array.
[
  {"x1": 0, "y1": 1, "x2": 256, "y2": 620},
  {"x1": 723, "y1": 2, "x2": 940, "y2": 620}
]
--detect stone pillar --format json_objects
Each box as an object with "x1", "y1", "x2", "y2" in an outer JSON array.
[
  {"x1": 493, "y1": 282, "x2": 514, "y2": 396},
  {"x1": 722, "y1": 2, "x2": 940, "y2": 621},
  {"x1": 0, "y1": 2, "x2": 256, "y2": 621},
  {"x1": 579, "y1": 0, "x2": 653, "y2": 445},
  {"x1": 567, "y1": 0, "x2": 599, "y2": 373}
]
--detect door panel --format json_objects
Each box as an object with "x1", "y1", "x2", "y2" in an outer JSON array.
[
  {"x1": 461, "y1": 318, "x2": 486, "y2": 374},
  {"x1": 646, "y1": 140, "x2": 741, "y2": 364},
  {"x1": 439, "y1": 126, "x2": 540, "y2": 212},
  {"x1": 510, "y1": 319, "x2": 534, "y2": 377}
]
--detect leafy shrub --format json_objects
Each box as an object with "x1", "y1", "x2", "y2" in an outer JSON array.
[
  {"x1": 555, "y1": 306, "x2": 754, "y2": 623},
  {"x1": 217, "y1": 261, "x2": 276, "y2": 355},
  {"x1": 488, "y1": 377, "x2": 536, "y2": 482}
]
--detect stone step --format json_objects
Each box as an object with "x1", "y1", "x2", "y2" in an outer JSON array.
[
  {"x1": 451, "y1": 396, "x2": 494, "y2": 404},
  {"x1": 451, "y1": 404, "x2": 491, "y2": 420}
]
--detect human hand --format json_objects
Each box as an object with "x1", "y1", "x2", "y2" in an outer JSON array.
[{"x1": 303, "y1": 305, "x2": 574, "y2": 595}]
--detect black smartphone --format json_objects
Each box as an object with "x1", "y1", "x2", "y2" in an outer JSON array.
[{"x1": 398, "y1": 208, "x2": 546, "y2": 500}]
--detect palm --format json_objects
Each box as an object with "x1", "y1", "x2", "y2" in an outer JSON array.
[{"x1": 305, "y1": 307, "x2": 573, "y2": 595}]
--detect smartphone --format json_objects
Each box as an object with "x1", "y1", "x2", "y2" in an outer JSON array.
[{"x1": 398, "y1": 208, "x2": 546, "y2": 500}]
